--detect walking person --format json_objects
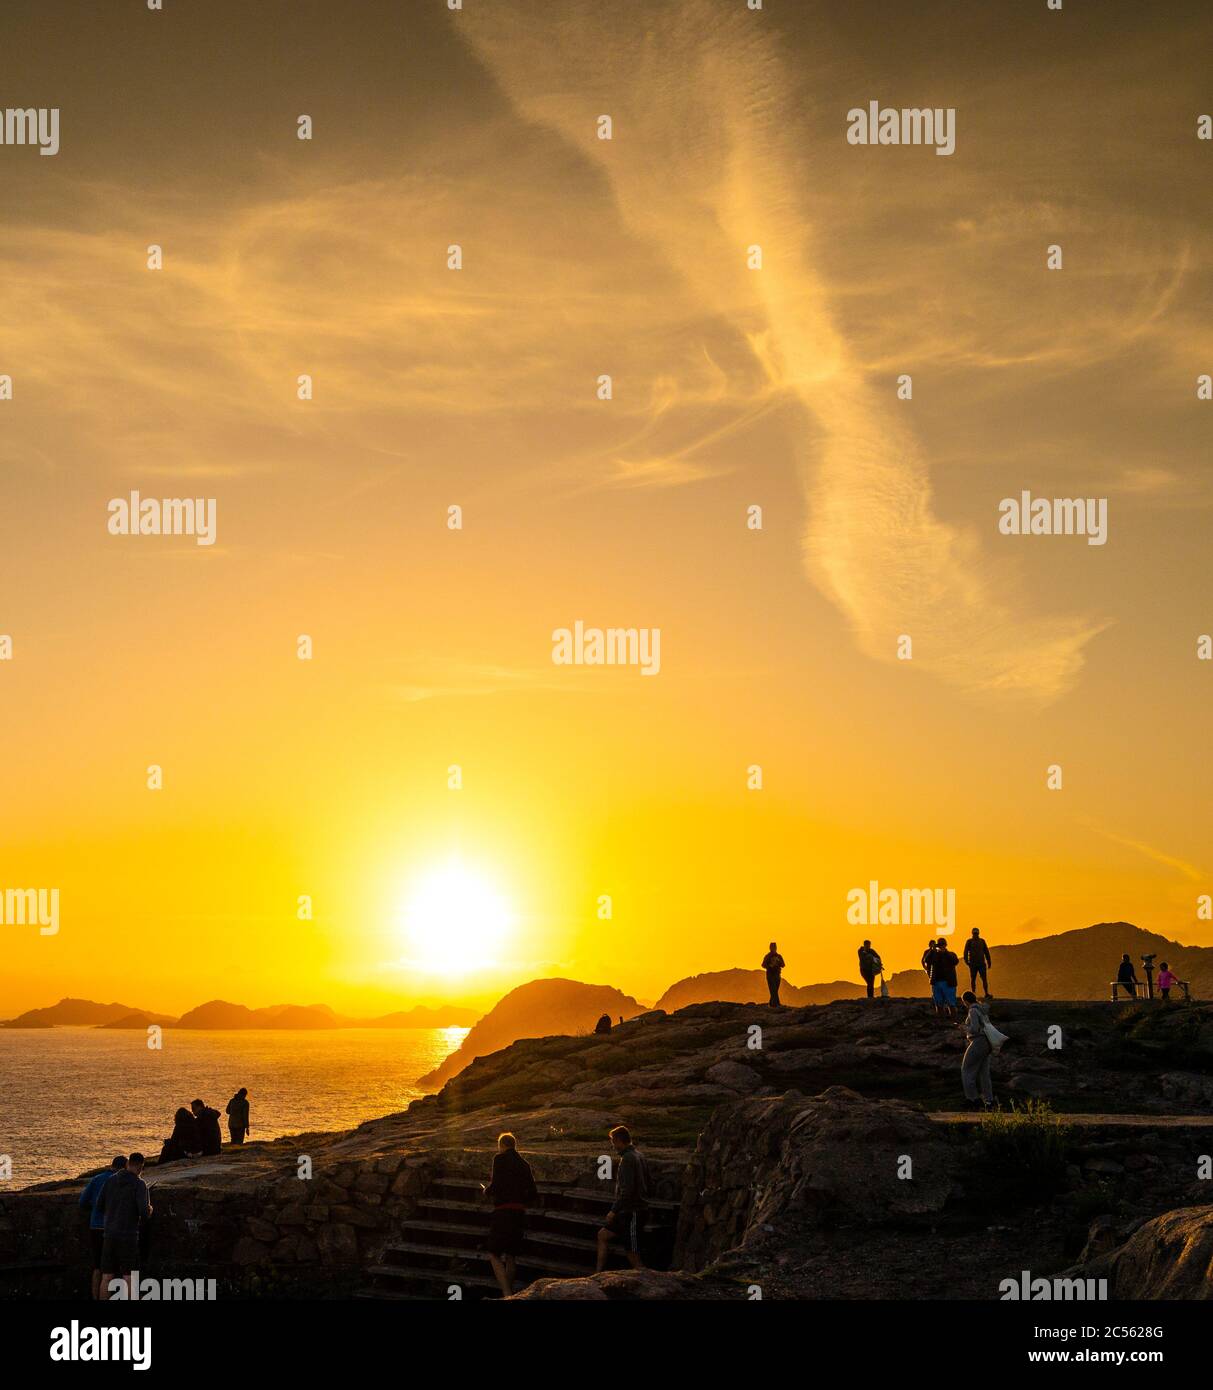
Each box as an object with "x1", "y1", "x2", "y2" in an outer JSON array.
[
  {"x1": 963, "y1": 928, "x2": 993, "y2": 999},
  {"x1": 225, "y1": 1088, "x2": 250, "y2": 1145},
  {"x1": 96, "y1": 1152, "x2": 152, "y2": 1300},
  {"x1": 1116, "y1": 953, "x2": 1139, "y2": 1000},
  {"x1": 762, "y1": 941, "x2": 786, "y2": 1008},
  {"x1": 482, "y1": 1132, "x2": 539, "y2": 1298},
  {"x1": 596, "y1": 1125, "x2": 649, "y2": 1272},
  {"x1": 78, "y1": 1156, "x2": 126, "y2": 1300},
  {"x1": 959, "y1": 991, "x2": 995, "y2": 1111},
  {"x1": 857, "y1": 940, "x2": 883, "y2": 1000}
]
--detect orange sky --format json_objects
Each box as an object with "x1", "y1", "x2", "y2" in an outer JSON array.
[{"x1": 1, "y1": 0, "x2": 1210, "y2": 1017}]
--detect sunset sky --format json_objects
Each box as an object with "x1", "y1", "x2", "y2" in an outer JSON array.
[{"x1": 1, "y1": 0, "x2": 1209, "y2": 1018}]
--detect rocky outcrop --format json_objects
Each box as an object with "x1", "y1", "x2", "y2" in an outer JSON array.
[
  {"x1": 676, "y1": 1087, "x2": 961, "y2": 1272},
  {"x1": 1069, "y1": 1205, "x2": 1213, "y2": 1298},
  {"x1": 417, "y1": 978, "x2": 646, "y2": 1089}
]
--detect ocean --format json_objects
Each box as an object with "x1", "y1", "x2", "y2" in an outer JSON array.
[{"x1": 0, "y1": 1026, "x2": 468, "y2": 1189}]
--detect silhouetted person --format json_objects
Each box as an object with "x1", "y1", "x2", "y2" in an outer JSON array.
[
  {"x1": 964, "y1": 928, "x2": 993, "y2": 999},
  {"x1": 96, "y1": 1152, "x2": 152, "y2": 1300},
  {"x1": 594, "y1": 1014, "x2": 612, "y2": 1035},
  {"x1": 192, "y1": 1098, "x2": 222, "y2": 1155},
  {"x1": 857, "y1": 940, "x2": 883, "y2": 1000},
  {"x1": 596, "y1": 1125, "x2": 649, "y2": 1273},
  {"x1": 483, "y1": 1132, "x2": 538, "y2": 1297},
  {"x1": 225, "y1": 1088, "x2": 250, "y2": 1144},
  {"x1": 959, "y1": 991, "x2": 995, "y2": 1110},
  {"x1": 158, "y1": 1107, "x2": 201, "y2": 1165},
  {"x1": 79, "y1": 1156, "x2": 126, "y2": 1300},
  {"x1": 921, "y1": 940, "x2": 937, "y2": 982},
  {"x1": 929, "y1": 937, "x2": 960, "y2": 1018},
  {"x1": 1116, "y1": 954, "x2": 1139, "y2": 999},
  {"x1": 762, "y1": 941, "x2": 785, "y2": 1007}
]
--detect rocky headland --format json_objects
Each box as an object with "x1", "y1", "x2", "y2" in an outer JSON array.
[{"x1": 3, "y1": 995, "x2": 1212, "y2": 1299}]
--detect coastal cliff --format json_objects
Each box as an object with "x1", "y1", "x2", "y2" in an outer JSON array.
[{"x1": 3, "y1": 997, "x2": 1213, "y2": 1299}]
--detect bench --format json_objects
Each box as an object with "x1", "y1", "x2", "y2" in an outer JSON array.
[{"x1": 1110, "y1": 980, "x2": 1190, "y2": 1002}]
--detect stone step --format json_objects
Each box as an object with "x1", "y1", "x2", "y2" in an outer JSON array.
[
  {"x1": 376, "y1": 1241, "x2": 592, "y2": 1278},
  {"x1": 417, "y1": 1195, "x2": 672, "y2": 1234},
  {"x1": 401, "y1": 1216, "x2": 599, "y2": 1256},
  {"x1": 429, "y1": 1176, "x2": 678, "y2": 1215}
]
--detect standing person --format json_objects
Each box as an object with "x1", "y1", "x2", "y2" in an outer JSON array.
[
  {"x1": 959, "y1": 991, "x2": 995, "y2": 1111},
  {"x1": 482, "y1": 1132, "x2": 539, "y2": 1298},
  {"x1": 596, "y1": 1125, "x2": 649, "y2": 1273},
  {"x1": 96, "y1": 1153, "x2": 152, "y2": 1300},
  {"x1": 1157, "y1": 962, "x2": 1177, "y2": 1001},
  {"x1": 191, "y1": 1098, "x2": 222, "y2": 1155},
  {"x1": 857, "y1": 940, "x2": 883, "y2": 1000},
  {"x1": 79, "y1": 1156, "x2": 126, "y2": 1300},
  {"x1": 762, "y1": 941, "x2": 786, "y2": 1008},
  {"x1": 929, "y1": 937, "x2": 960, "y2": 1018},
  {"x1": 225, "y1": 1088, "x2": 250, "y2": 1145},
  {"x1": 921, "y1": 940, "x2": 937, "y2": 980},
  {"x1": 963, "y1": 928, "x2": 993, "y2": 999},
  {"x1": 1116, "y1": 954, "x2": 1139, "y2": 1000}
]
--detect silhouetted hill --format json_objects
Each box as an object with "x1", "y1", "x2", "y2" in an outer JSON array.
[
  {"x1": 357, "y1": 1005, "x2": 479, "y2": 1029},
  {"x1": 1, "y1": 997, "x2": 176, "y2": 1029},
  {"x1": 655, "y1": 970, "x2": 864, "y2": 1011},
  {"x1": 417, "y1": 978, "x2": 645, "y2": 1088}
]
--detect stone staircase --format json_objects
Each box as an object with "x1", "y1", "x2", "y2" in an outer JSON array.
[{"x1": 361, "y1": 1175, "x2": 679, "y2": 1300}]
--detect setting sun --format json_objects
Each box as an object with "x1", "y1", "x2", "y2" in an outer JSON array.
[{"x1": 399, "y1": 861, "x2": 516, "y2": 978}]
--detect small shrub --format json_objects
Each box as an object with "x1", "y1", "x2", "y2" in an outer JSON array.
[{"x1": 979, "y1": 1098, "x2": 1072, "y2": 1184}]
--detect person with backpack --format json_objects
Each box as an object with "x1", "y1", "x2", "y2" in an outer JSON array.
[
  {"x1": 483, "y1": 1132, "x2": 539, "y2": 1297},
  {"x1": 857, "y1": 940, "x2": 883, "y2": 1000},
  {"x1": 929, "y1": 937, "x2": 960, "y2": 1018},
  {"x1": 762, "y1": 941, "x2": 786, "y2": 1007},
  {"x1": 963, "y1": 928, "x2": 993, "y2": 999},
  {"x1": 596, "y1": 1125, "x2": 649, "y2": 1272},
  {"x1": 958, "y1": 990, "x2": 997, "y2": 1110}
]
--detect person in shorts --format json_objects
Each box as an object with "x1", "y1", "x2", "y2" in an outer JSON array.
[
  {"x1": 596, "y1": 1125, "x2": 649, "y2": 1272},
  {"x1": 483, "y1": 1132, "x2": 538, "y2": 1297},
  {"x1": 929, "y1": 938, "x2": 960, "y2": 1018}
]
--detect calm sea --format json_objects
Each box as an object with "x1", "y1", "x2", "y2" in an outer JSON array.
[{"x1": 0, "y1": 1026, "x2": 468, "y2": 1189}]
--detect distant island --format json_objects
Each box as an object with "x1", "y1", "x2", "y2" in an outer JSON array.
[{"x1": 0, "y1": 996, "x2": 480, "y2": 1031}]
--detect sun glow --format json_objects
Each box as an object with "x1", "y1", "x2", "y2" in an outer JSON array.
[{"x1": 399, "y1": 860, "x2": 516, "y2": 978}]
